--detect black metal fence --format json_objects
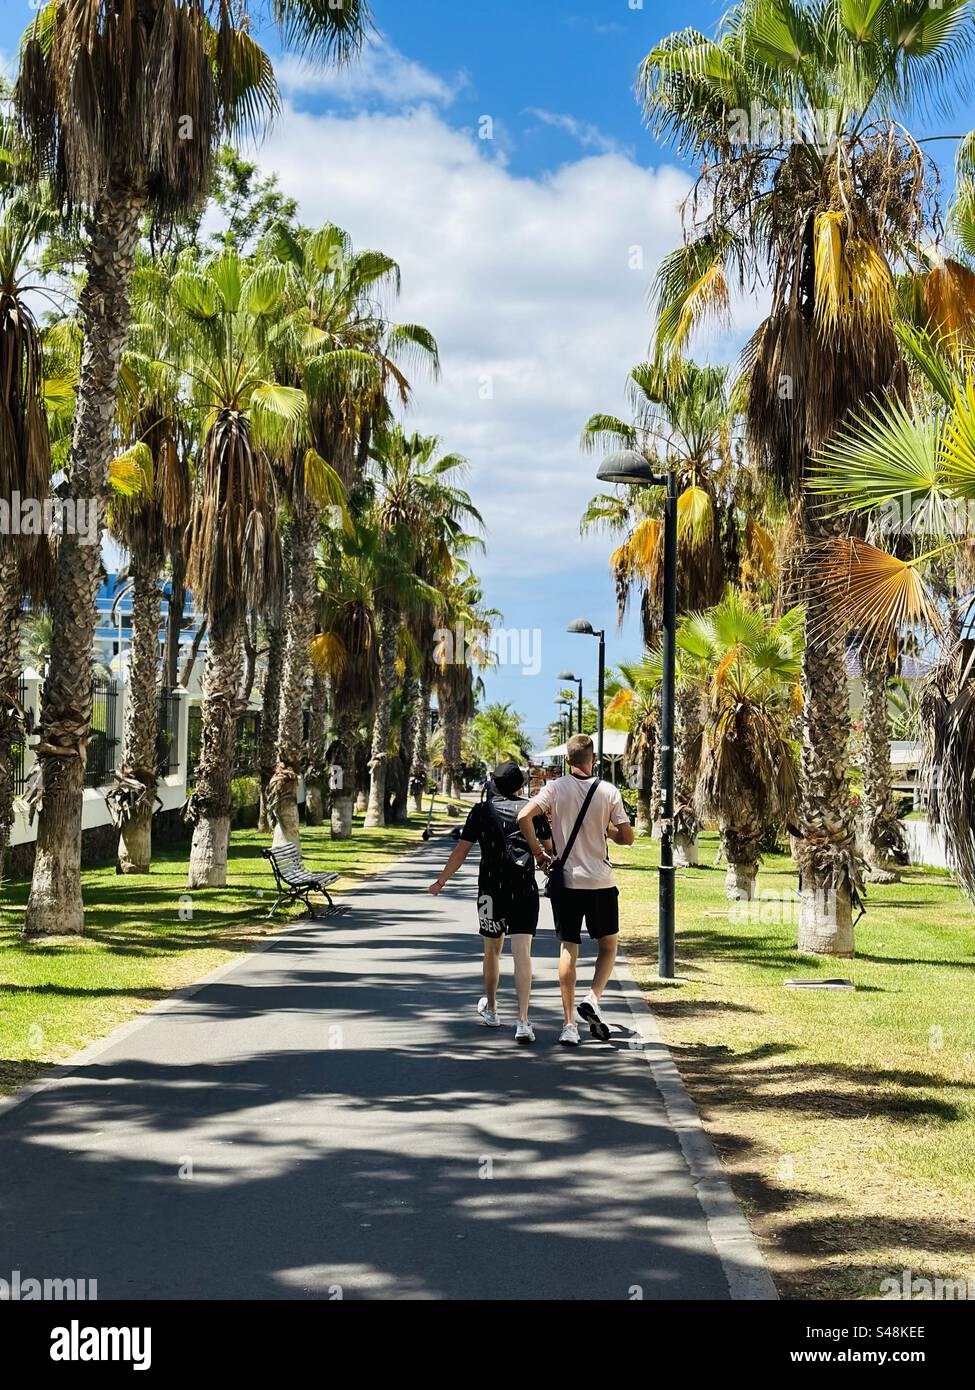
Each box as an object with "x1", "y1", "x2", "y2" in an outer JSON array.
[
  {"x1": 11, "y1": 675, "x2": 29, "y2": 796},
  {"x1": 85, "y1": 678, "x2": 120, "y2": 789},
  {"x1": 156, "y1": 688, "x2": 181, "y2": 776}
]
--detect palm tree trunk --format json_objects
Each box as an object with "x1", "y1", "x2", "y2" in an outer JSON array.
[
  {"x1": 164, "y1": 546, "x2": 185, "y2": 690},
  {"x1": 305, "y1": 673, "x2": 327, "y2": 826},
  {"x1": 411, "y1": 672, "x2": 431, "y2": 812},
  {"x1": 650, "y1": 719, "x2": 664, "y2": 839},
  {"x1": 24, "y1": 187, "x2": 144, "y2": 937},
  {"x1": 238, "y1": 612, "x2": 258, "y2": 712},
  {"x1": 330, "y1": 708, "x2": 356, "y2": 839},
  {"x1": 722, "y1": 820, "x2": 761, "y2": 901},
  {"x1": 116, "y1": 556, "x2": 160, "y2": 874},
  {"x1": 441, "y1": 700, "x2": 462, "y2": 802},
  {"x1": 674, "y1": 683, "x2": 702, "y2": 867},
  {"x1": 270, "y1": 504, "x2": 318, "y2": 845},
  {"x1": 180, "y1": 617, "x2": 207, "y2": 688},
  {"x1": 391, "y1": 674, "x2": 418, "y2": 824},
  {"x1": 635, "y1": 739, "x2": 655, "y2": 839},
  {"x1": 258, "y1": 608, "x2": 284, "y2": 832},
  {"x1": 187, "y1": 617, "x2": 241, "y2": 888},
  {"x1": 364, "y1": 598, "x2": 399, "y2": 829},
  {"x1": 0, "y1": 553, "x2": 23, "y2": 873},
  {"x1": 796, "y1": 518, "x2": 859, "y2": 956},
  {"x1": 860, "y1": 648, "x2": 905, "y2": 883}
]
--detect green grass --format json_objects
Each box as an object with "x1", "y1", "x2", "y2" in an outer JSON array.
[
  {"x1": 0, "y1": 800, "x2": 459, "y2": 1098},
  {"x1": 614, "y1": 833, "x2": 975, "y2": 1299}
]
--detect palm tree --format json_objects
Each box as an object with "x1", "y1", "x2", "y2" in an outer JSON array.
[
  {"x1": 605, "y1": 663, "x2": 659, "y2": 839},
  {"x1": 641, "y1": 0, "x2": 972, "y2": 953},
  {"x1": 304, "y1": 669, "x2": 329, "y2": 825},
  {"x1": 312, "y1": 526, "x2": 379, "y2": 840},
  {"x1": 410, "y1": 612, "x2": 439, "y2": 812},
  {"x1": 362, "y1": 427, "x2": 481, "y2": 827},
  {"x1": 0, "y1": 192, "x2": 58, "y2": 869},
  {"x1": 582, "y1": 358, "x2": 742, "y2": 857},
  {"x1": 257, "y1": 600, "x2": 285, "y2": 831},
  {"x1": 434, "y1": 571, "x2": 494, "y2": 801},
  {"x1": 806, "y1": 317, "x2": 975, "y2": 902},
  {"x1": 176, "y1": 249, "x2": 305, "y2": 887},
  {"x1": 107, "y1": 253, "x2": 192, "y2": 872},
  {"x1": 14, "y1": 1, "x2": 366, "y2": 933},
  {"x1": 678, "y1": 595, "x2": 804, "y2": 902},
  {"x1": 471, "y1": 702, "x2": 530, "y2": 767},
  {"x1": 581, "y1": 359, "x2": 737, "y2": 644},
  {"x1": 264, "y1": 223, "x2": 437, "y2": 843}
]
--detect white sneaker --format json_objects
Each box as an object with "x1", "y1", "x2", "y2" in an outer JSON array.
[
  {"x1": 477, "y1": 996, "x2": 501, "y2": 1028},
  {"x1": 559, "y1": 1023, "x2": 580, "y2": 1047},
  {"x1": 577, "y1": 991, "x2": 610, "y2": 1041},
  {"x1": 515, "y1": 1019, "x2": 535, "y2": 1045}
]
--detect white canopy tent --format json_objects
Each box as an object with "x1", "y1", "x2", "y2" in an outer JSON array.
[
  {"x1": 533, "y1": 729, "x2": 629, "y2": 760},
  {"x1": 532, "y1": 729, "x2": 630, "y2": 784}
]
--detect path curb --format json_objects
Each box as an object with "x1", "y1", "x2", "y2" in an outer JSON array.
[{"x1": 611, "y1": 950, "x2": 780, "y2": 1301}]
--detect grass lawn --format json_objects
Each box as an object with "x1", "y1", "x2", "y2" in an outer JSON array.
[
  {"x1": 0, "y1": 797, "x2": 461, "y2": 1099},
  {"x1": 613, "y1": 832, "x2": 975, "y2": 1300}
]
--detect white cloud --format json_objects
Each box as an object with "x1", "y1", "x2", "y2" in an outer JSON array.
[
  {"x1": 524, "y1": 107, "x2": 630, "y2": 157},
  {"x1": 244, "y1": 102, "x2": 754, "y2": 579},
  {"x1": 276, "y1": 37, "x2": 467, "y2": 108}
]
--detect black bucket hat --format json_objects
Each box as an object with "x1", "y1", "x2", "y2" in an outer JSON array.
[{"x1": 492, "y1": 760, "x2": 525, "y2": 796}]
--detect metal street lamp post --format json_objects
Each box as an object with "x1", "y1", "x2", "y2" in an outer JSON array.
[
  {"x1": 558, "y1": 670, "x2": 584, "y2": 737},
  {"x1": 596, "y1": 450, "x2": 677, "y2": 981},
  {"x1": 566, "y1": 621, "x2": 605, "y2": 777}
]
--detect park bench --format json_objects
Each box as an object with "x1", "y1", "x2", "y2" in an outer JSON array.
[{"x1": 262, "y1": 844, "x2": 340, "y2": 919}]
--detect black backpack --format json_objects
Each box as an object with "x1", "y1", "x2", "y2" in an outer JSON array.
[{"x1": 485, "y1": 794, "x2": 536, "y2": 886}]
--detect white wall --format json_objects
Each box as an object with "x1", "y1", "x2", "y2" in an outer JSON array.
[{"x1": 10, "y1": 679, "x2": 193, "y2": 849}]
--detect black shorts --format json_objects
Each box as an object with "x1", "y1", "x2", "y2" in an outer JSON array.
[
  {"x1": 477, "y1": 890, "x2": 539, "y2": 939},
  {"x1": 551, "y1": 887, "x2": 620, "y2": 945}
]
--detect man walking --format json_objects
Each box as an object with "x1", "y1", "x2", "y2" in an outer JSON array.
[
  {"x1": 518, "y1": 734, "x2": 634, "y2": 1046},
  {"x1": 429, "y1": 761, "x2": 552, "y2": 1044}
]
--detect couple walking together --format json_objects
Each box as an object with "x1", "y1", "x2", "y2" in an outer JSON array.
[{"x1": 429, "y1": 733, "x2": 634, "y2": 1045}]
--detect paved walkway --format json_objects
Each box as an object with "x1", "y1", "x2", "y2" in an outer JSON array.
[{"x1": 0, "y1": 842, "x2": 774, "y2": 1301}]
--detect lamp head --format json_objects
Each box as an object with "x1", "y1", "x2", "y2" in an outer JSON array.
[
  {"x1": 567, "y1": 619, "x2": 594, "y2": 636},
  {"x1": 596, "y1": 450, "x2": 664, "y2": 487},
  {"x1": 558, "y1": 670, "x2": 578, "y2": 681}
]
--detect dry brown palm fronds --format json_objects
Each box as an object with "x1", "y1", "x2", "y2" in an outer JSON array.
[
  {"x1": 185, "y1": 409, "x2": 281, "y2": 629},
  {"x1": 0, "y1": 289, "x2": 51, "y2": 504},
  {"x1": 803, "y1": 535, "x2": 944, "y2": 659},
  {"x1": 922, "y1": 258, "x2": 975, "y2": 346}
]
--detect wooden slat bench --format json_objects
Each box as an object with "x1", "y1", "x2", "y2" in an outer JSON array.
[{"x1": 262, "y1": 844, "x2": 340, "y2": 919}]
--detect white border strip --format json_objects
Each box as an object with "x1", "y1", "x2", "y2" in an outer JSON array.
[{"x1": 612, "y1": 950, "x2": 780, "y2": 1301}]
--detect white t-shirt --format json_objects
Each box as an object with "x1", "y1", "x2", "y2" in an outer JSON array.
[{"x1": 533, "y1": 774, "x2": 630, "y2": 890}]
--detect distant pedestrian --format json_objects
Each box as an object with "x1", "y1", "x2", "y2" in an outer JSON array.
[{"x1": 518, "y1": 734, "x2": 634, "y2": 1046}]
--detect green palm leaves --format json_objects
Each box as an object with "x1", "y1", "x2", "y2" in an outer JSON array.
[
  {"x1": 581, "y1": 357, "x2": 738, "y2": 635},
  {"x1": 807, "y1": 329, "x2": 975, "y2": 650},
  {"x1": 678, "y1": 593, "x2": 803, "y2": 831},
  {"x1": 471, "y1": 704, "x2": 530, "y2": 766}
]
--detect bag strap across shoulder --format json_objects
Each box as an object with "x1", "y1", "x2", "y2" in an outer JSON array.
[{"x1": 554, "y1": 779, "x2": 599, "y2": 871}]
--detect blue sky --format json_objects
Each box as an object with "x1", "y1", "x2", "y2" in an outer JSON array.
[{"x1": 2, "y1": 2, "x2": 973, "y2": 750}]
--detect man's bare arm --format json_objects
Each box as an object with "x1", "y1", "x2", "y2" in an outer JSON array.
[
  {"x1": 428, "y1": 839, "x2": 474, "y2": 895},
  {"x1": 607, "y1": 819, "x2": 635, "y2": 847},
  {"x1": 517, "y1": 799, "x2": 553, "y2": 867}
]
